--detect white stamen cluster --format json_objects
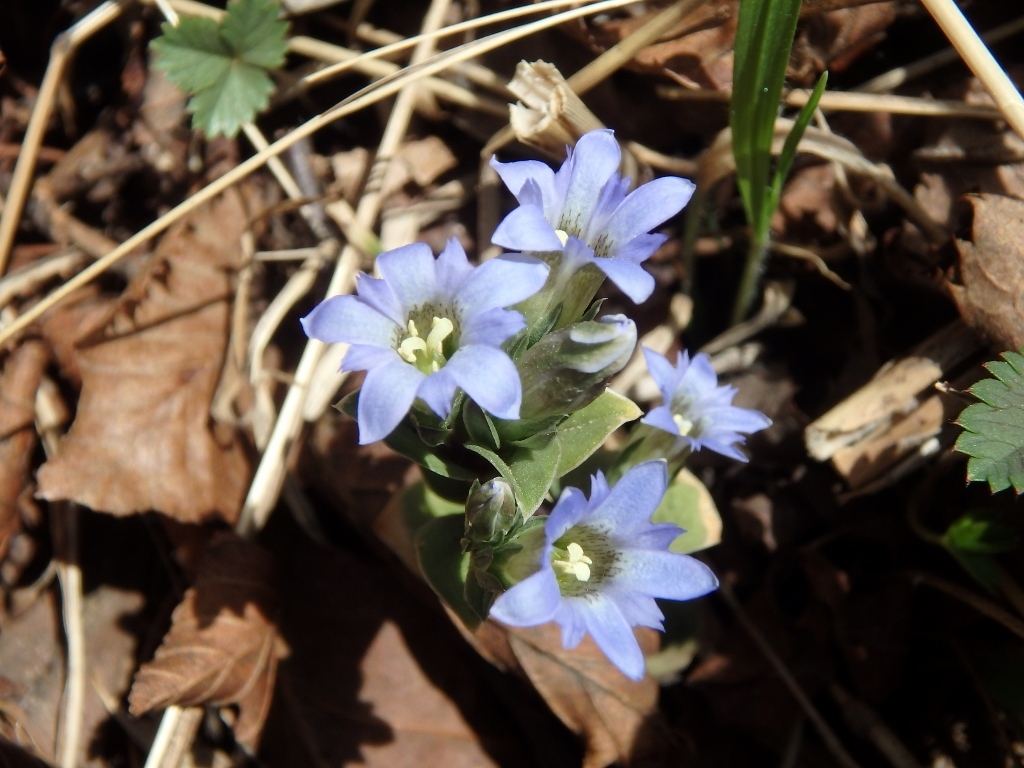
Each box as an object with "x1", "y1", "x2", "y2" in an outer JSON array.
[{"x1": 398, "y1": 316, "x2": 454, "y2": 374}]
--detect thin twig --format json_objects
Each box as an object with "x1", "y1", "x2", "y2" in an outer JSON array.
[
  {"x1": 911, "y1": 571, "x2": 1024, "y2": 641},
  {"x1": 856, "y1": 14, "x2": 1024, "y2": 93},
  {"x1": 718, "y1": 581, "x2": 864, "y2": 768},
  {"x1": 0, "y1": 0, "x2": 123, "y2": 275},
  {"x1": 237, "y1": 0, "x2": 455, "y2": 535},
  {"x1": 0, "y1": 0, "x2": 641, "y2": 346},
  {"x1": 142, "y1": 705, "x2": 203, "y2": 768},
  {"x1": 919, "y1": 0, "x2": 1024, "y2": 139}
]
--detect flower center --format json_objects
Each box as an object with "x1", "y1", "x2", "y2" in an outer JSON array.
[
  {"x1": 551, "y1": 526, "x2": 617, "y2": 597},
  {"x1": 397, "y1": 316, "x2": 454, "y2": 374},
  {"x1": 552, "y1": 542, "x2": 593, "y2": 582}
]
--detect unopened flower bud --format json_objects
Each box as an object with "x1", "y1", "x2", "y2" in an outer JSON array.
[
  {"x1": 462, "y1": 478, "x2": 519, "y2": 549},
  {"x1": 515, "y1": 314, "x2": 637, "y2": 419}
]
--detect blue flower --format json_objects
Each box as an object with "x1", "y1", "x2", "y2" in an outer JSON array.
[
  {"x1": 642, "y1": 347, "x2": 772, "y2": 462},
  {"x1": 489, "y1": 129, "x2": 695, "y2": 304},
  {"x1": 301, "y1": 239, "x2": 548, "y2": 444},
  {"x1": 488, "y1": 461, "x2": 718, "y2": 680}
]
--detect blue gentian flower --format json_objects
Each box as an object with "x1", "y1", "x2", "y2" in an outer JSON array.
[
  {"x1": 642, "y1": 347, "x2": 772, "y2": 462},
  {"x1": 489, "y1": 129, "x2": 695, "y2": 304},
  {"x1": 301, "y1": 239, "x2": 548, "y2": 444},
  {"x1": 488, "y1": 461, "x2": 718, "y2": 680}
]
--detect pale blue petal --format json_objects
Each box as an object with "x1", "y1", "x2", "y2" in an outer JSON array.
[
  {"x1": 604, "y1": 589, "x2": 665, "y2": 630},
  {"x1": 456, "y1": 254, "x2": 549, "y2": 315},
  {"x1": 558, "y1": 131, "x2": 620, "y2": 237},
  {"x1": 301, "y1": 295, "x2": 398, "y2": 346},
  {"x1": 682, "y1": 353, "x2": 719, "y2": 395},
  {"x1": 629, "y1": 522, "x2": 683, "y2": 550},
  {"x1": 602, "y1": 176, "x2": 695, "y2": 248},
  {"x1": 562, "y1": 236, "x2": 596, "y2": 273},
  {"x1": 435, "y1": 238, "x2": 474, "y2": 295},
  {"x1": 587, "y1": 173, "x2": 630, "y2": 239},
  {"x1": 581, "y1": 594, "x2": 646, "y2": 680},
  {"x1": 489, "y1": 156, "x2": 556, "y2": 215},
  {"x1": 491, "y1": 205, "x2": 563, "y2": 252},
  {"x1": 643, "y1": 347, "x2": 684, "y2": 396},
  {"x1": 608, "y1": 233, "x2": 668, "y2": 263},
  {"x1": 593, "y1": 258, "x2": 655, "y2": 304},
  {"x1": 641, "y1": 405, "x2": 681, "y2": 435},
  {"x1": 707, "y1": 407, "x2": 772, "y2": 433},
  {"x1": 445, "y1": 345, "x2": 522, "y2": 419},
  {"x1": 341, "y1": 344, "x2": 399, "y2": 373},
  {"x1": 415, "y1": 368, "x2": 459, "y2": 419},
  {"x1": 696, "y1": 437, "x2": 749, "y2": 462},
  {"x1": 489, "y1": 567, "x2": 561, "y2": 626},
  {"x1": 546, "y1": 486, "x2": 590, "y2": 542},
  {"x1": 588, "y1": 470, "x2": 611, "y2": 507},
  {"x1": 376, "y1": 242, "x2": 438, "y2": 309},
  {"x1": 354, "y1": 274, "x2": 405, "y2": 326},
  {"x1": 460, "y1": 308, "x2": 526, "y2": 347},
  {"x1": 356, "y1": 359, "x2": 424, "y2": 444},
  {"x1": 614, "y1": 549, "x2": 719, "y2": 601},
  {"x1": 554, "y1": 600, "x2": 588, "y2": 648},
  {"x1": 589, "y1": 460, "x2": 667, "y2": 529}
]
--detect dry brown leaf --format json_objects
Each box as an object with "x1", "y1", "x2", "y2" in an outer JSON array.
[
  {"x1": 129, "y1": 533, "x2": 286, "y2": 751},
  {"x1": 0, "y1": 342, "x2": 48, "y2": 564},
  {"x1": 36, "y1": 189, "x2": 253, "y2": 524},
  {"x1": 948, "y1": 194, "x2": 1024, "y2": 350},
  {"x1": 505, "y1": 624, "x2": 672, "y2": 768}
]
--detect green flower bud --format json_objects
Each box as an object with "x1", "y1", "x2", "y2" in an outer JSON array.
[
  {"x1": 462, "y1": 478, "x2": 519, "y2": 550},
  {"x1": 515, "y1": 314, "x2": 637, "y2": 419}
]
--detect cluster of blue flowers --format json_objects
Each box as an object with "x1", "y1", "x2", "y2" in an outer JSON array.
[{"x1": 302, "y1": 129, "x2": 770, "y2": 680}]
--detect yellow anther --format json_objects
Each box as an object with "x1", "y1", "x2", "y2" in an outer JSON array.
[
  {"x1": 673, "y1": 413, "x2": 694, "y2": 436},
  {"x1": 407, "y1": 318, "x2": 419, "y2": 337},
  {"x1": 555, "y1": 541, "x2": 593, "y2": 582},
  {"x1": 554, "y1": 229, "x2": 570, "y2": 246},
  {"x1": 426, "y1": 316, "x2": 455, "y2": 352}
]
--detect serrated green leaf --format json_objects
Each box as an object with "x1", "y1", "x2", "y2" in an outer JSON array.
[
  {"x1": 150, "y1": 0, "x2": 288, "y2": 137},
  {"x1": 955, "y1": 349, "x2": 1024, "y2": 493}
]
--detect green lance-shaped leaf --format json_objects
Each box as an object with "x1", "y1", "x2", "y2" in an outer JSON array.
[
  {"x1": 151, "y1": 0, "x2": 288, "y2": 137},
  {"x1": 955, "y1": 349, "x2": 1024, "y2": 493},
  {"x1": 415, "y1": 514, "x2": 480, "y2": 630},
  {"x1": 650, "y1": 469, "x2": 722, "y2": 555}
]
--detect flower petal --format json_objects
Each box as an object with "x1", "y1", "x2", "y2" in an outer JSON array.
[
  {"x1": 414, "y1": 368, "x2": 459, "y2": 419},
  {"x1": 589, "y1": 460, "x2": 667, "y2": 529},
  {"x1": 546, "y1": 486, "x2": 590, "y2": 542},
  {"x1": 641, "y1": 404, "x2": 682, "y2": 436},
  {"x1": 592, "y1": 257, "x2": 656, "y2": 304},
  {"x1": 553, "y1": 600, "x2": 588, "y2": 648},
  {"x1": 460, "y1": 308, "x2": 526, "y2": 347},
  {"x1": 445, "y1": 345, "x2": 522, "y2": 420},
  {"x1": 375, "y1": 242, "x2": 439, "y2": 309},
  {"x1": 604, "y1": 588, "x2": 665, "y2": 631},
  {"x1": 602, "y1": 176, "x2": 695, "y2": 248},
  {"x1": 581, "y1": 594, "x2": 646, "y2": 680},
  {"x1": 491, "y1": 204, "x2": 564, "y2": 252},
  {"x1": 456, "y1": 254, "x2": 549, "y2": 315},
  {"x1": 643, "y1": 347, "x2": 683, "y2": 398},
  {"x1": 489, "y1": 156, "x2": 556, "y2": 213},
  {"x1": 356, "y1": 359, "x2": 423, "y2": 444},
  {"x1": 353, "y1": 274, "x2": 405, "y2": 326},
  {"x1": 301, "y1": 295, "x2": 398, "y2": 346},
  {"x1": 435, "y1": 238, "x2": 474, "y2": 295},
  {"x1": 558, "y1": 130, "x2": 620, "y2": 237},
  {"x1": 341, "y1": 344, "x2": 399, "y2": 373},
  {"x1": 490, "y1": 567, "x2": 561, "y2": 626},
  {"x1": 614, "y1": 549, "x2": 719, "y2": 602}
]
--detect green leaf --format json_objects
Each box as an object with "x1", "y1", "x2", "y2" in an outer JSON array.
[
  {"x1": 150, "y1": 0, "x2": 288, "y2": 137},
  {"x1": 955, "y1": 349, "x2": 1024, "y2": 493},
  {"x1": 553, "y1": 389, "x2": 641, "y2": 476},
  {"x1": 415, "y1": 515, "x2": 480, "y2": 630},
  {"x1": 770, "y1": 70, "x2": 828, "y2": 213},
  {"x1": 651, "y1": 469, "x2": 722, "y2": 555},
  {"x1": 943, "y1": 510, "x2": 1019, "y2": 555}
]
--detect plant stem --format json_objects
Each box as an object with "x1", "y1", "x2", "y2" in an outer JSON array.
[{"x1": 732, "y1": 227, "x2": 770, "y2": 325}]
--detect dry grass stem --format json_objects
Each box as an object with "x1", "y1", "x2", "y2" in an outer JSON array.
[
  {"x1": 142, "y1": 705, "x2": 203, "y2": 768},
  {"x1": 856, "y1": 14, "x2": 1024, "y2": 93},
  {"x1": 658, "y1": 85, "x2": 1005, "y2": 120},
  {"x1": 919, "y1": 0, "x2": 1024, "y2": 139},
  {"x1": 0, "y1": 0, "x2": 123, "y2": 275},
  {"x1": 239, "y1": 0, "x2": 456, "y2": 535}
]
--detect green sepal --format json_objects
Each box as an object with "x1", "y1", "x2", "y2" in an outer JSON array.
[
  {"x1": 466, "y1": 442, "x2": 561, "y2": 516},
  {"x1": 462, "y1": 401, "x2": 501, "y2": 451},
  {"x1": 529, "y1": 301, "x2": 564, "y2": 347},
  {"x1": 491, "y1": 414, "x2": 564, "y2": 448},
  {"x1": 579, "y1": 298, "x2": 606, "y2": 322},
  {"x1": 337, "y1": 392, "x2": 476, "y2": 481}
]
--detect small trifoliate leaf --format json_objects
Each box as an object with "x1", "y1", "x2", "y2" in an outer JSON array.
[
  {"x1": 150, "y1": 0, "x2": 288, "y2": 137},
  {"x1": 955, "y1": 349, "x2": 1024, "y2": 493}
]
